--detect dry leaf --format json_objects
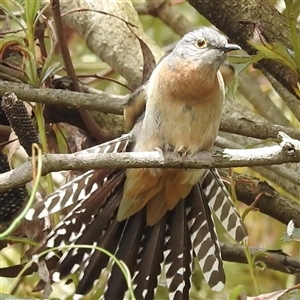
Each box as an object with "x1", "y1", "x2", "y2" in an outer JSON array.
[{"x1": 247, "y1": 284, "x2": 300, "y2": 300}]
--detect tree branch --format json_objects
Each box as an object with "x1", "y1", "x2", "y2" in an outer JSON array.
[
  {"x1": 216, "y1": 136, "x2": 300, "y2": 199},
  {"x1": 260, "y1": 69, "x2": 300, "y2": 123},
  {"x1": 221, "y1": 243, "x2": 300, "y2": 276},
  {"x1": 237, "y1": 71, "x2": 293, "y2": 127},
  {"x1": 220, "y1": 116, "x2": 300, "y2": 140},
  {"x1": 47, "y1": 0, "x2": 164, "y2": 87},
  {"x1": 145, "y1": 0, "x2": 197, "y2": 36},
  {"x1": 233, "y1": 173, "x2": 300, "y2": 227},
  {"x1": 0, "y1": 81, "x2": 127, "y2": 115},
  {"x1": 2, "y1": 81, "x2": 300, "y2": 141},
  {"x1": 0, "y1": 136, "x2": 299, "y2": 193},
  {"x1": 51, "y1": 0, "x2": 101, "y2": 142}
]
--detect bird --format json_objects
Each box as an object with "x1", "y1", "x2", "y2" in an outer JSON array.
[{"x1": 0, "y1": 27, "x2": 248, "y2": 299}]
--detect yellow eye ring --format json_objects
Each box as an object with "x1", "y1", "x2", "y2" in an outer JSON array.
[{"x1": 196, "y1": 38, "x2": 207, "y2": 48}]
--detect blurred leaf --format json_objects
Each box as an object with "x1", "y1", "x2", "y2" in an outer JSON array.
[
  {"x1": 126, "y1": 25, "x2": 156, "y2": 87},
  {"x1": 293, "y1": 84, "x2": 300, "y2": 99},
  {"x1": 227, "y1": 52, "x2": 264, "y2": 99},
  {"x1": 229, "y1": 285, "x2": 246, "y2": 300},
  {"x1": 18, "y1": 45, "x2": 38, "y2": 85},
  {"x1": 251, "y1": 250, "x2": 270, "y2": 265},
  {"x1": 24, "y1": 0, "x2": 41, "y2": 26},
  {"x1": 12, "y1": 0, "x2": 25, "y2": 6},
  {"x1": 0, "y1": 3, "x2": 26, "y2": 31},
  {"x1": 0, "y1": 293, "x2": 38, "y2": 299},
  {"x1": 0, "y1": 295, "x2": 59, "y2": 300},
  {"x1": 227, "y1": 54, "x2": 263, "y2": 65},
  {"x1": 283, "y1": 219, "x2": 300, "y2": 242},
  {"x1": 248, "y1": 25, "x2": 297, "y2": 71},
  {"x1": 52, "y1": 124, "x2": 69, "y2": 154},
  {"x1": 285, "y1": 0, "x2": 300, "y2": 74},
  {"x1": 39, "y1": 23, "x2": 59, "y2": 85},
  {"x1": 139, "y1": 36, "x2": 156, "y2": 85},
  {"x1": 244, "y1": 138, "x2": 277, "y2": 149},
  {"x1": 40, "y1": 62, "x2": 62, "y2": 85},
  {"x1": 246, "y1": 283, "x2": 300, "y2": 299},
  {"x1": 0, "y1": 35, "x2": 26, "y2": 55}
]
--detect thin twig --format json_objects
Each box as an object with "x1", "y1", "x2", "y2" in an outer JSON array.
[
  {"x1": 50, "y1": 0, "x2": 108, "y2": 142},
  {"x1": 238, "y1": 71, "x2": 292, "y2": 127},
  {"x1": 261, "y1": 69, "x2": 300, "y2": 123}
]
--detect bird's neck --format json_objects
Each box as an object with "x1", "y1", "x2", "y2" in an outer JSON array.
[{"x1": 152, "y1": 55, "x2": 222, "y2": 106}]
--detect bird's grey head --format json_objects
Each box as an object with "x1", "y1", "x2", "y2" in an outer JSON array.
[{"x1": 172, "y1": 27, "x2": 240, "y2": 71}]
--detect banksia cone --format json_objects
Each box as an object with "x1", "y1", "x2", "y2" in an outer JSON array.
[
  {"x1": 0, "y1": 100, "x2": 9, "y2": 126},
  {"x1": 1, "y1": 92, "x2": 40, "y2": 156},
  {"x1": 0, "y1": 152, "x2": 28, "y2": 222}
]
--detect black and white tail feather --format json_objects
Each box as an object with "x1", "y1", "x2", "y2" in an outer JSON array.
[
  {"x1": 0, "y1": 134, "x2": 248, "y2": 299},
  {"x1": 26, "y1": 134, "x2": 133, "y2": 221}
]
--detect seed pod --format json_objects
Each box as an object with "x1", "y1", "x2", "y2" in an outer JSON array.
[
  {"x1": 1, "y1": 92, "x2": 40, "y2": 156},
  {"x1": 0, "y1": 152, "x2": 28, "y2": 222},
  {"x1": 0, "y1": 99, "x2": 9, "y2": 126}
]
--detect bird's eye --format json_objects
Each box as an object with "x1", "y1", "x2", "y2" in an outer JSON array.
[{"x1": 196, "y1": 38, "x2": 207, "y2": 48}]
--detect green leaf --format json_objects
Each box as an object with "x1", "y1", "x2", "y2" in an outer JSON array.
[
  {"x1": 226, "y1": 52, "x2": 264, "y2": 99},
  {"x1": 24, "y1": 0, "x2": 41, "y2": 26},
  {"x1": 52, "y1": 124, "x2": 69, "y2": 154},
  {"x1": 251, "y1": 250, "x2": 270, "y2": 264},
  {"x1": 0, "y1": 34, "x2": 26, "y2": 48},
  {"x1": 227, "y1": 54, "x2": 262, "y2": 65},
  {"x1": 12, "y1": 0, "x2": 25, "y2": 6},
  {"x1": 0, "y1": 2, "x2": 26, "y2": 31},
  {"x1": 229, "y1": 285, "x2": 246, "y2": 300},
  {"x1": 40, "y1": 62, "x2": 62, "y2": 85},
  {"x1": 248, "y1": 25, "x2": 297, "y2": 71},
  {"x1": 293, "y1": 85, "x2": 300, "y2": 98},
  {"x1": 18, "y1": 45, "x2": 38, "y2": 85}
]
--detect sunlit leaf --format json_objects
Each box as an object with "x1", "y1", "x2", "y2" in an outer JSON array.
[{"x1": 248, "y1": 25, "x2": 297, "y2": 71}]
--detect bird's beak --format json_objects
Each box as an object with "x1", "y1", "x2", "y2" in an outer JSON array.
[{"x1": 222, "y1": 44, "x2": 241, "y2": 53}]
